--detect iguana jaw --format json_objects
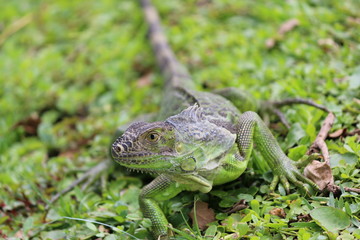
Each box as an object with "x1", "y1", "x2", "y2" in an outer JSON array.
[{"x1": 111, "y1": 150, "x2": 177, "y2": 173}]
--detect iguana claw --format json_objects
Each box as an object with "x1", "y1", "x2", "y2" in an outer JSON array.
[{"x1": 270, "y1": 163, "x2": 320, "y2": 195}]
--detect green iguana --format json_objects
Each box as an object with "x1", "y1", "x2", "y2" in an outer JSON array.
[{"x1": 111, "y1": 0, "x2": 321, "y2": 239}]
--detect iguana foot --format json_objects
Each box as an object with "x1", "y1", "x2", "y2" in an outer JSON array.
[
  {"x1": 270, "y1": 162, "x2": 320, "y2": 195},
  {"x1": 158, "y1": 234, "x2": 172, "y2": 240},
  {"x1": 156, "y1": 225, "x2": 175, "y2": 240}
]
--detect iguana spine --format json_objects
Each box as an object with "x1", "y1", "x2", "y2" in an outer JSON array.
[{"x1": 140, "y1": 0, "x2": 192, "y2": 89}]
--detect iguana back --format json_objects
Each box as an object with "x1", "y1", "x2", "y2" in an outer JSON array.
[
  {"x1": 141, "y1": 0, "x2": 194, "y2": 117},
  {"x1": 140, "y1": 0, "x2": 241, "y2": 125}
]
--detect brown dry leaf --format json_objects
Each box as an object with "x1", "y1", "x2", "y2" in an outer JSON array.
[
  {"x1": 347, "y1": 129, "x2": 360, "y2": 136},
  {"x1": 266, "y1": 19, "x2": 299, "y2": 49},
  {"x1": 14, "y1": 230, "x2": 24, "y2": 239},
  {"x1": 278, "y1": 19, "x2": 299, "y2": 35},
  {"x1": 354, "y1": 98, "x2": 360, "y2": 105},
  {"x1": 347, "y1": 17, "x2": 360, "y2": 25},
  {"x1": 136, "y1": 72, "x2": 152, "y2": 87},
  {"x1": 98, "y1": 225, "x2": 109, "y2": 233},
  {"x1": 328, "y1": 128, "x2": 346, "y2": 139},
  {"x1": 304, "y1": 160, "x2": 334, "y2": 191},
  {"x1": 197, "y1": 0, "x2": 211, "y2": 6},
  {"x1": 225, "y1": 199, "x2": 247, "y2": 214},
  {"x1": 0, "y1": 230, "x2": 8, "y2": 239},
  {"x1": 318, "y1": 38, "x2": 339, "y2": 52},
  {"x1": 333, "y1": 76, "x2": 348, "y2": 84},
  {"x1": 318, "y1": 38, "x2": 336, "y2": 46},
  {"x1": 265, "y1": 38, "x2": 277, "y2": 49},
  {"x1": 58, "y1": 132, "x2": 95, "y2": 159},
  {"x1": 13, "y1": 113, "x2": 41, "y2": 135},
  {"x1": 269, "y1": 208, "x2": 286, "y2": 218},
  {"x1": 328, "y1": 128, "x2": 360, "y2": 139},
  {"x1": 297, "y1": 213, "x2": 312, "y2": 222},
  {"x1": 59, "y1": 149, "x2": 78, "y2": 159},
  {"x1": 189, "y1": 201, "x2": 215, "y2": 231}
]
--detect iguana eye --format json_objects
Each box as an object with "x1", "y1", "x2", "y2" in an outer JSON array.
[{"x1": 146, "y1": 132, "x2": 160, "y2": 142}]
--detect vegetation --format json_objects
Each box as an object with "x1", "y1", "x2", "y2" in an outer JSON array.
[{"x1": 1, "y1": 0, "x2": 359, "y2": 239}]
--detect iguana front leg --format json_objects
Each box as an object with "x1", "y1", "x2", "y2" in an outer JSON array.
[
  {"x1": 236, "y1": 111, "x2": 319, "y2": 192},
  {"x1": 140, "y1": 174, "x2": 183, "y2": 240}
]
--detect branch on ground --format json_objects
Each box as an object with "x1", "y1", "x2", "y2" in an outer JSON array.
[
  {"x1": 304, "y1": 112, "x2": 360, "y2": 194},
  {"x1": 0, "y1": 13, "x2": 33, "y2": 47},
  {"x1": 45, "y1": 160, "x2": 111, "y2": 210},
  {"x1": 272, "y1": 98, "x2": 329, "y2": 113},
  {"x1": 266, "y1": 98, "x2": 329, "y2": 129}
]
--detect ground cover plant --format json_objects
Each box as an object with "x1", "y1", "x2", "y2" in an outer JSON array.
[{"x1": 0, "y1": 0, "x2": 359, "y2": 239}]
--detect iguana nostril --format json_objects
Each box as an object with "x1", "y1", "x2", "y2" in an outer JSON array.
[
  {"x1": 115, "y1": 145, "x2": 122, "y2": 152},
  {"x1": 111, "y1": 145, "x2": 122, "y2": 158}
]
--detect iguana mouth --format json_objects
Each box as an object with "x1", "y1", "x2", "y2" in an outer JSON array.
[
  {"x1": 111, "y1": 148, "x2": 157, "y2": 164},
  {"x1": 125, "y1": 166, "x2": 157, "y2": 174},
  {"x1": 111, "y1": 145, "x2": 176, "y2": 171}
]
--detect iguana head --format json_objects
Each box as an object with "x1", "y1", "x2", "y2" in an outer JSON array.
[
  {"x1": 111, "y1": 121, "x2": 178, "y2": 173},
  {"x1": 111, "y1": 105, "x2": 235, "y2": 174}
]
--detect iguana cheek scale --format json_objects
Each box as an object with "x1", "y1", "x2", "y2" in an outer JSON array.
[{"x1": 111, "y1": 0, "x2": 319, "y2": 239}]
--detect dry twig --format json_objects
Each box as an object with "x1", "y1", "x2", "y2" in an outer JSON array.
[
  {"x1": 304, "y1": 112, "x2": 360, "y2": 194},
  {"x1": 0, "y1": 13, "x2": 33, "y2": 47},
  {"x1": 45, "y1": 160, "x2": 111, "y2": 210},
  {"x1": 306, "y1": 112, "x2": 335, "y2": 164}
]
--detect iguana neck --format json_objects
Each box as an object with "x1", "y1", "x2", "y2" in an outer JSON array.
[{"x1": 140, "y1": 0, "x2": 195, "y2": 90}]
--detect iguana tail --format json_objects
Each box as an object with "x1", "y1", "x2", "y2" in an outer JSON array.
[{"x1": 140, "y1": 0, "x2": 193, "y2": 89}]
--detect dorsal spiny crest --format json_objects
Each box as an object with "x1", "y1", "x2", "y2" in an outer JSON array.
[{"x1": 167, "y1": 104, "x2": 203, "y2": 124}]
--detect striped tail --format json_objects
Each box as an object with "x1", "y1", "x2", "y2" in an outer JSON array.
[{"x1": 139, "y1": 0, "x2": 193, "y2": 89}]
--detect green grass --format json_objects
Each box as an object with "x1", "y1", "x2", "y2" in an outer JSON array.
[{"x1": 0, "y1": 0, "x2": 359, "y2": 239}]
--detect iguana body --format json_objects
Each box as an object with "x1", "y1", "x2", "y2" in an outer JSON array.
[{"x1": 112, "y1": 0, "x2": 318, "y2": 239}]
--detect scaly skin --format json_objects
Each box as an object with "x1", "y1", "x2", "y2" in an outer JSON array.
[{"x1": 111, "y1": 0, "x2": 319, "y2": 239}]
